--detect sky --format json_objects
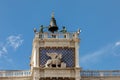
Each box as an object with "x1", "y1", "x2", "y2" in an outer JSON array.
[{"x1": 0, "y1": 0, "x2": 120, "y2": 70}]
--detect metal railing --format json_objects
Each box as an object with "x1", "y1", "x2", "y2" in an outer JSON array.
[
  {"x1": 81, "y1": 70, "x2": 120, "y2": 77},
  {"x1": 0, "y1": 70, "x2": 31, "y2": 77}
]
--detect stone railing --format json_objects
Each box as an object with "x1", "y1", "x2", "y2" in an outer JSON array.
[
  {"x1": 33, "y1": 68, "x2": 75, "y2": 78},
  {"x1": 0, "y1": 70, "x2": 31, "y2": 77},
  {"x1": 81, "y1": 70, "x2": 120, "y2": 77},
  {"x1": 35, "y1": 32, "x2": 79, "y2": 39}
]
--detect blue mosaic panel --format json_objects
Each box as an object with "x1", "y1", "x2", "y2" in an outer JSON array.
[{"x1": 40, "y1": 47, "x2": 75, "y2": 67}]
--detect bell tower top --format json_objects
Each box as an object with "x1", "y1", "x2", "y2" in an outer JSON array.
[
  {"x1": 48, "y1": 12, "x2": 58, "y2": 33},
  {"x1": 30, "y1": 13, "x2": 81, "y2": 80}
]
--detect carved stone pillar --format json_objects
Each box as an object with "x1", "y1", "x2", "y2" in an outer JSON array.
[{"x1": 75, "y1": 40, "x2": 80, "y2": 68}]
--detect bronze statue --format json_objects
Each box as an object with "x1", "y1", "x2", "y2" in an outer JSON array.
[
  {"x1": 39, "y1": 25, "x2": 44, "y2": 33},
  {"x1": 60, "y1": 26, "x2": 67, "y2": 33}
]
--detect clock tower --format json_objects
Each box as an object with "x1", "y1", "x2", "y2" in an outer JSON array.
[{"x1": 30, "y1": 14, "x2": 81, "y2": 80}]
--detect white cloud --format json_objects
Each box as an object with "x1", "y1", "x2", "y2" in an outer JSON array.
[
  {"x1": 0, "y1": 46, "x2": 7, "y2": 57},
  {"x1": 2, "y1": 47, "x2": 7, "y2": 53},
  {"x1": 112, "y1": 41, "x2": 120, "y2": 56},
  {"x1": 7, "y1": 35, "x2": 23, "y2": 50},
  {"x1": 0, "y1": 34, "x2": 23, "y2": 57},
  {"x1": 81, "y1": 44, "x2": 112, "y2": 63},
  {"x1": 115, "y1": 41, "x2": 120, "y2": 46},
  {"x1": 81, "y1": 41, "x2": 120, "y2": 64}
]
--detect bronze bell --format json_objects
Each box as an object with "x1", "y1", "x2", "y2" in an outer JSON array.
[{"x1": 48, "y1": 14, "x2": 58, "y2": 33}]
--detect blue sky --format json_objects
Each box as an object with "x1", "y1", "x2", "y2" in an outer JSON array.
[{"x1": 0, "y1": 0, "x2": 120, "y2": 70}]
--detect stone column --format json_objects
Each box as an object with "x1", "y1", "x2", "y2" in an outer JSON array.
[
  {"x1": 75, "y1": 38, "x2": 80, "y2": 68},
  {"x1": 33, "y1": 46, "x2": 37, "y2": 67},
  {"x1": 33, "y1": 37, "x2": 40, "y2": 67},
  {"x1": 74, "y1": 33, "x2": 81, "y2": 80},
  {"x1": 36, "y1": 47, "x2": 40, "y2": 67}
]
